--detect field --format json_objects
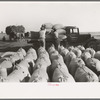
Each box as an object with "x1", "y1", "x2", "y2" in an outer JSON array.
[
  {"x1": 0, "y1": 39, "x2": 33, "y2": 52},
  {"x1": 81, "y1": 32, "x2": 100, "y2": 39},
  {"x1": 0, "y1": 32, "x2": 100, "y2": 53}
]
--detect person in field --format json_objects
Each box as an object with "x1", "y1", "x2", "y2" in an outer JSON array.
[{"x1": 39, "y1": 25, "x2": 46, "y2": 48}]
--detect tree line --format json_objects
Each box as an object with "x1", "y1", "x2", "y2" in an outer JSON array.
[{"x1": 5, "y1": 25, "x2": 26, "y2": 41}]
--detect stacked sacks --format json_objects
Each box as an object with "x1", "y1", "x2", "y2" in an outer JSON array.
[
  {"x1": 17, "y1": 48, "x2": 26, "y2": 57},
  {"x1": 24, "y1": 47, "x2": 37, "y2": 75},
  {"x1": 52, "y1": 24, "x2": 64, "y2": 30},
  {"x1": 74, "y1": 65, "x2": 99, "y2": 82},
  {"x1": 29, "y1": 68, "x2": 49, "y2": 82},
  {"x1": 26, "y1": 47, "x2": 37, "y2": 61},
  {"x1": 49, "y1": 50, "x2": 59, "y2": 62},
  {"x1": 76, "y1": 45, "x2": 85, "y2": 53},
  {"x1": 85, "y1": 48, "x2": 95, "y2": 58},
  {"x1": 67, "y1": 46, "x2": 99, "y2": 82},
  {"x1": 81, "y1": 51, "x2": 92, "y2": 63},
  {"x1": 72, "y1": 47, "x2": 82, "y2": 58},
  {"x1": 1, "y1": 47, "x2": 26, "y2": 65},
  {"x1": 0, "y1": 68, "x2": 7, "y2": 80},
  {"x1": 1, "y1": 52, "x2": 15, "y2": 58},
  {"x1": 64, "y1": 51, "x2": 76, "y2": 68},
  {"x1": 58, "y1": 45, "x2": 69, "y2": 58},
  {"x1": 69, "y1": 58, "x2": 85, "y2": 77},
  {"x1": 42, "y1": 23, "x2": 53, "y2": 29},
  {"x1": 37, "y1": 46, "x2": 51, "y2": 67},
  {"x1": 48, "y1": 45, "x2": 64, "y2": 63},
  {"x1": 62, "y1": 45, "x2": 99, "y2": 82},
  {"x1": 0, "y1": 45, "x2": 100, "y2": 82},
  {"x1": 68, "y1": 46, "x2": 75, "y2": 51},
  {"x1": 48, "y1": 45, "x2": 75, "y2": 82},
  {"x1": 94, "y1": 50, "x2": 100, "y2": 80},
  {"x1": 0, "y1": 48, "x2": 32, "y2": 82},
  {"x1": 48, "y1": 44, "x2": 56, "y2": 55},
  {"x1": 41, "y1": 23, "x2": 53, "y2": 34},
  {"x1": 52, "y1": 67, "x2": 75, "y2": 82},
  {"x1": 0, "y1": 47, "x2": 37, "y2": 82},
  {"x1": 94, "y1": 51, "x2": 100, "y2": 60},
  {"x1": 8, "y1": 48, "x2": 26, "y2": 66},
  {"x1": 3, "y1": 60, "x2": 31, "y2": 82},
  {"x1": 0, "y1": 58, "x2": 12, "y2": 78},
  {"x1": 52, "y1": 24, "x2": 67, "y2": 46},
  {"x1": 0, "y1": 48, "x2": 26, "y2": 80},
  {"x1": 58, "y1": 45, "x2": 65, "y2": 53},
  {"x1": 54, "y1": 29, "x2": 67, "y2": 41},
  {"x1": 85, "y1": 58, "x2": 100, "y2": 76},
  {"x1": 56, "y1": 29, "x2": 66, "y2": 35},
  {"x1": 29, "y1": 47, "x2": 50, "y2": 82}
]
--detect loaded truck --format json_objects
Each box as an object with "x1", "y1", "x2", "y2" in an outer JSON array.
[
  {"x1": 27, "y1": 26, "x2": 99, "y2": 51},
  {"x1": 64, "y1": 26, "x2": 98, "y2": 50}
]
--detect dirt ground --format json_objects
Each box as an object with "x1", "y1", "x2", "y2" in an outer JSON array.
[
  {"x1": 0, "y1": 38, "x2": 100, "y2": 53},
  {"x1": 0, "y1": 39, "x2": 33, "y2": 52}
]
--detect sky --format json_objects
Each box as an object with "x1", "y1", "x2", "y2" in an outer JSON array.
[{"x1": 0, "y1": 2, "x2": 100, "y2": 32}]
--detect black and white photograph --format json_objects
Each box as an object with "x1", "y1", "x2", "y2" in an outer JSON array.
[{"x1": 0, "y1": 1, "x2": 100, "y2": 99}]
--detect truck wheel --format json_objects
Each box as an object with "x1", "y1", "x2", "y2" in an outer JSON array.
[{"x1": 86, "y1": 41, "x2": 97, "y2": 51}]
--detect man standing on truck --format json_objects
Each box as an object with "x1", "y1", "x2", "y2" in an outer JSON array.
[
  {"x1": 53, "y1": 31, "x2": 60, "y2": 50},
  {"x1": 39, "y1": 25, "x2": 46, "y2": 48},
  {"x1": 53, "y1": 30, "x2": 67, "y2": 50}
]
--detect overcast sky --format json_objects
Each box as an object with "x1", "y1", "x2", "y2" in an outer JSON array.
[{"x1": 0, "y1": 2, "x2": 100, "y2": 32}]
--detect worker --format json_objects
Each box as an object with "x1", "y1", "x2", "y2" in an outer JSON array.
[
  {"x1": 53, "y1": 30, "x2": 67, "y2": 50},
  {"x1": 53, "y1": 31, "x2": 60, "y2": 50},
  {"x1": 39, "y1": 25, "x2": 46, "y2": 48}
]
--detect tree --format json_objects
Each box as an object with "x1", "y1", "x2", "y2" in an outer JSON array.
[
  {"x1": 5, "y1": 25, "x2": 25, "y2": 41},
  {"x1": 5, "y1": 26, "x2": 16, "y2": 40},
  {"x1": 17, "y1": 25, "x2": 25, "y2": 39},
  {"x1": 17, "y1": 25, "x2": 25, "y2": 34}
]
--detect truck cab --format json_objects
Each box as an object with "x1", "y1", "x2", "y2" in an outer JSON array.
[
  {"x1": 65, "y1": 26, "x2": 79, "y2": 43},
  {"x1": 64, "y1": 26, "x2": 97, "y2": 50}
]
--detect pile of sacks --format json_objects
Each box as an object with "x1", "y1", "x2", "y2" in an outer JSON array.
[
  {"x1": 0, "y1": 44, "x2": 100, "y2": 82},
  {"x1": 41, "y1": 23, "x2": 66, "y2": 37}
]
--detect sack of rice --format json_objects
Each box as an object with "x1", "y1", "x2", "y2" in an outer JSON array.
[
  {"x1": 69, "y1": 58, "x2": 85, "y2": 76},
  {"x1": 46, "y1": 29, "x2": 53, "y2": 33},
  {"x1": 74, "y1": 65, "x2": 99, "y2": 82},
  {"x1": 52, "y1": 68, "x2": 75, "y2": 82},
  {"x1": 85, "y1": 48, "x2": 95, "y2": 58},
  {"x1": 42, "y1": 23, "x2": 53, "y2": 29},
  {"x1": 29, "y1": 68, "x2": 49, "y2": 82},
  {"x1": 72, "y1": 47, "x2": 82, "y2": 58},
  {"x1": 77, "y1": 45, "x2": 85, "y2": 53},
  {"x1": 52, "y1": 24, "x2": 64, "y2": 30},
  {"x1": 56, "y1": 29, "x2": 66, "y2": 34},
  {"x1": 60, "y1": 48, "x2": 69, "y2": 58},
  {"x1": 94, "y1": 51, "x2": 100, "y2": 60},
  {"x1": 81, "y1": 51, "x2": 91, "y2": 62},
  {"x1": 27, "y1": 47, "x2": 37, "y2": 60},
  {"x1": 0, "y1": 68, "x2": 7, "y2": 78},
  {"x1": 85, "y1": 58, "x2": 100, "y2": 76},
  {"x1": 17, "y1": 48, "x2": 26, "y2": 57},
  {"x1": 64, "y1": 51, "x2": 76, "y2": 68}
]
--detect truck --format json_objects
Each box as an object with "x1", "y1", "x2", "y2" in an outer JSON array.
[
  {"x1": 27, "y1": 26, "x2": 99, "y2": 51},
  {"x1": 64, "y1": 26, "x2": 98, "y2": 50}
]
